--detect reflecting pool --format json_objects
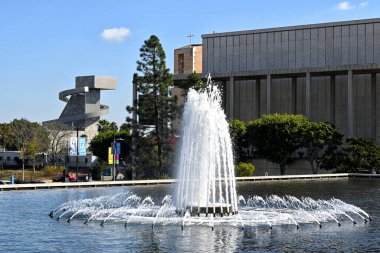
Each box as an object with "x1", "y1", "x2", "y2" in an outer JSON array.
[{"x1": 0, "y1": 178, "x2": 379, "y2": 252}]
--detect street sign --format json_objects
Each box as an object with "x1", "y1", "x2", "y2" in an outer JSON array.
[{"x1": 116, "y1": 142, "x2": 121, "y2": 155}]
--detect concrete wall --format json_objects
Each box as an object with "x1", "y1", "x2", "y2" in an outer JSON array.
[
  {"x1": 203, "y1": 19, "x2": 380, "y2": 73},
  {"x1": 202, "y1": 18, "x2": 380, "y2": 142},
  {"x1": 174, "y1": 45, "x2": 203, "y2": 75}
]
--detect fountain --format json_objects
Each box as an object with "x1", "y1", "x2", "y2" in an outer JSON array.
[
  {"x1": 175, "y1": 74, "x2": 237, "y2": 217},
  {"x1": 49, "y1": 75, "x2": 372, "y2": 230}
]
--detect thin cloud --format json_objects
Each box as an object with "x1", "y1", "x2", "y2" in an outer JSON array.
[
  {"x1": 100, "y1": 27, "x2": 131, "y2": 42},
  {"x1": 359, "y1": 1, "x2": 368, "y2": 8},
  {"x1": 336, "y1": 1, "x2": 355, "y2": 10}
]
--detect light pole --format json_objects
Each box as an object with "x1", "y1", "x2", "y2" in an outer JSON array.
[{"x1": 76, "y1": 127, "x2": 79, "y2": 181}]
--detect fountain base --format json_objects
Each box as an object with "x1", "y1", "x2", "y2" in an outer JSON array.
[{"x1": 178, "y1": 204, "x2": 235, "y2": 217}]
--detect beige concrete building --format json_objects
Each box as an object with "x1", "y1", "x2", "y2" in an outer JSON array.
[{"x1": 175, "y1": 18, "x2": 380, "y2": 145}]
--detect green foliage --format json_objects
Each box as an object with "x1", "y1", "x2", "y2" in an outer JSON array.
[
  {"x1": 43, "y1": 166, "x2": 64, "y2": 177},
  {"x1": 300, "y1": 121, "x2": 342, "y2": 174},
  {"x1": 235, "y1": 162, "x2": 255, "y2": 177},
  {"x1": 228, "y1": 119, "x2": 247, "y2": 163},
  {"x1": 337, "y1": 138, "x2": 380, "y2": 173},
  {"x1": 180, "y1": 72, "x2": 205, "y2": 97},
  {"x1": 126, "y1": 35, "x2": 179, "y2": 178},
  {"x1": 98, "y1": 120, "x2": 118, "y2": 133},
  {"x1": 246, "y1": 114, "x2": 307, "y2": 175},
  {"x1": 89, "y1": 131, "x2": 130, "y2": 162}
]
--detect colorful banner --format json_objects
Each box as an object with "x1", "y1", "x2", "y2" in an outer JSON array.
[
  {"x1": 78, "y1": 137, "x2": 87, "y2": 156},
  {"x1": 69, "y1": 137, "x2": 77, "y2": 156},
  {"x1": 115, "y1": 154, "x2": 119, "y2": 165},
  {"x1": 108, "y1": 147, "x2": 113, "y2": 165}
]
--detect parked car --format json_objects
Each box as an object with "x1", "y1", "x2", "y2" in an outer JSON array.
[
  {"x1": 0, "y1": 180, "x2": 10, "y2": 185},
  {"x1": 52, "y1": 174, "x2": 77, "y2": 182}
]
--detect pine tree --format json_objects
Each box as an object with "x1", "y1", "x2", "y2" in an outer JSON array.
[{"x1": 126, "y1": 35, "x2": 178, "y2": 178}]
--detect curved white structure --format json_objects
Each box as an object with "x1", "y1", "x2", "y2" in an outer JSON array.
[{"x1": 43, "y1": 75, "x2": 117, "y2": 140}]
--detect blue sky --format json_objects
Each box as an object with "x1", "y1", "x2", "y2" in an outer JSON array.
[{"x1": 0, "y1": 0, "x2": 379, "y2": 127}]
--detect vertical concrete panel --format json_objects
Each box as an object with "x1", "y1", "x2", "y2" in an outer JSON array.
[
  {"x1": 246, "y1": 34, "x2": 254, "y2": 71},
  {"x1": 233, "y1": 36, "x2": 240, "y2": 72},
  {"x1": 233, "y1": 80, "x2": 240, "y2": 118},
  {"x1": 342, "y1": 26, "x2": 350, "y2": 65},
  {"x1": 366, "y1": 23, "x2": 374, "y2": 63},
  {"x1": 357, "y1": 24, "x2": 366, "y2": 64},
  {"x1": 239, "y1": 81, "x2": 247, "y2": 121},
  {"x1": 274, "y1": 32, "x2": 282, "y2": 69},
  {"x1": 374, "y1": 23, "x2": 380, "y2": 63},
  {"x1": 220, "y1": 36, "x2": 227, "y2": 73},
  {"x1": 253, "y1": 34, "x2": 261, "y2": 70},
  {"x1": 226, "y1": 79, "x2": 231, "y2": 118},
  {"x1": 347, "y1": 70, "x2": 354, "y2": 136},
  {"x1": 333, "y1": 26, "x2": 342, "y2": 65},
  {"x1": 310, "y1": 28, "x2": 318, "y2": 67},
  {"x1": 297, "y1": 77, "x2": 305, "y2": 115},
  {"x1": 326, "y1": 27, "x2": 334, "y2": 66},
  {"x1": 260, "y1": 79, "x2": 267, "y2": 116},
  {"x1": 317, "y1": 77, "x2": 325, "y2": 121},
  {"x1": 255, "y1": 79, "x2": 261, "y2": 118},
  {"x1": 260, "y1": 33, "x2": 268, "y2": 69},
  {"x1": 318, "y1": 28, "x2": 326, "y2": 67},
  {"x1": 226, "y1": 36, "x2": 234, "y2": 72},
  {"x1": 295, "y1": 30, "x2": 303, "y2": 68},
  {"x1": 281, "y1": 31, "x2": 289, "y2": 69},
  {"x1": 202, "y1": 38, "x2": 208, "y2": 73},
  {"x1": 335, "y1": 76, "x2": 342, "y2": 132},
  {"x1": 349, "y1": 25, "x2": 358, "y2": 64},
  {"x1": 207, "y1": 38, "x2": 214, "y2": 72},
  {"x1": 239, "y1": 35, "x2": 247, "y2": 71},
  {"x1": 303, "y1": 29, "x2": 311, "y2": 67},
  {"x1": 213, "y1": 37, "x2": 220, "y2": 73},
  {"x1": 267, "y1": 32, "x2": 275, "y2": 69},
  {"x1": 288, "y1": 30, "x2": 296, "y2": 69},
  {"x1": 377, "y1": 74, "x2": 380, "y2": 144},
  {"x1": 246, "y1": 80, "x2": 254, "y2": 121},
  {"x1": 310, "y1": 76, "x2": 318, "y2": 121}
]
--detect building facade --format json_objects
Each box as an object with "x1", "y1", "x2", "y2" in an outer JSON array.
[
  {"x1": 200, "y1": 18, "x2": 380, "y2": 143},
  {"x1": 43, "y1": 75, "x2": 117, "y2": 141}
]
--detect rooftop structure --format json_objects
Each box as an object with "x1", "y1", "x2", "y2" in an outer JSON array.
[{"x1": 43, "y1": 75, "x2": 117, "y2": 141}]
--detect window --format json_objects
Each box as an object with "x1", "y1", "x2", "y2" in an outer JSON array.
[
  {"x1": 7, "y1": 157, "x2": 11, "y2": 161},
  {"x1": 178, "y1": 53, "x2": 184, "y2": 74}
]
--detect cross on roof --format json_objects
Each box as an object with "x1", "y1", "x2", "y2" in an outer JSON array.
[{"x1": 187, "y1": 33, "x2": 194, "y2": 45}]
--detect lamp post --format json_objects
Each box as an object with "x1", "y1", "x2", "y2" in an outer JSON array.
[{"x1": 76, "y1": 127, "x2": 79, "y2": 181}]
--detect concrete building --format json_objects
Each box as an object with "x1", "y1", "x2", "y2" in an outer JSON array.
[
  {"x1": 198, "y1": 18, "x2": 380, "y2": 143},
  {"x1": 174, "y1": 44, "x2": 203, "y2": 75},
  {"x1": 43, "y1": 75, "x2": 117, "y2": 141}
]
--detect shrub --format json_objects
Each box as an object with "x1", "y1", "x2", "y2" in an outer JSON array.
[
  {"x1": 235, "y1": 162, "x2": 255, "y2": 177},
  {"x1": 43, "y1": 166, "x2": 64, "y2": 177}
]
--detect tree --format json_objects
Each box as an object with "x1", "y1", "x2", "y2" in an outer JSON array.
[
  {"x1": 98, "y1": 120, "x2": 118, "y2": 133},
  {"x1": 181, "y1": 72, "x2": 205, "y2": 98},
  {"x1": 300, "y1": 121, "x2": 342, "y2": 174},
  {"x1": 44, "y1": 122, "x2": 71, "y2": 165},
  {"x1": 126, "y1": 35, "x2": 179, "y2": 178},
  {"x1": 246, "y1": 114, "x2": 306, "y2": 175},
  {"x1": 228, "y1": 119, "x2": 247, "y2": 163},
  {"x1": 0, "y1": 123, "x2": 15, "y2": 150},
  {"x1": 89, "y1": 130, "x2": 130, "y2": 163},
  {"x1": 339, "y1": 138, "x2": 380, "y2": 173}
]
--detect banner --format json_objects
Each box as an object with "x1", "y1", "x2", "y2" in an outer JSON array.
[
  {"x1": 69, "y1": 137, "x2": 77, "y2": 156},
  {"x1": 108, "y1": 147, "x2": 113, "y2": 165},
  {"x1": 78, "y1": 137, "x2": 87, "y2": 156}
]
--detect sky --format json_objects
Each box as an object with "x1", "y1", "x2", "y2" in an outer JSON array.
[{"x1": 0, "y1": 0, "x2": 379, "y2": 127}]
